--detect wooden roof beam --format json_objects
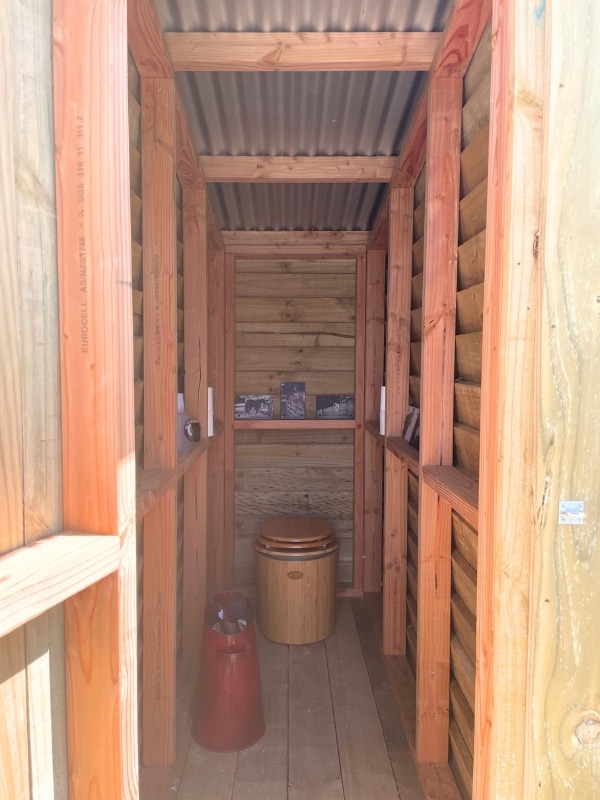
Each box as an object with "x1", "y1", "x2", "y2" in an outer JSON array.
[
  {"x1": 165, "y1": 32, "x2": 441, "y2": 72},
  {"x1": 200, "y1": 156, "x2": 397, "y2": 183}
]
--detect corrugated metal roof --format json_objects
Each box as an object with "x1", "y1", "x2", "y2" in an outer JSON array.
[{"x1": 153, "y1": 0, "x2": 453, "y2": 231}]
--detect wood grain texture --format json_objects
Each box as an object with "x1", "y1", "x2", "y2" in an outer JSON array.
[
  {"x1": 0, "y1": 5, "x2": 28, "y2": 791},
  {"x1": 326, "y1": 601, "x2": 400, "y2": 798},
  {"x1": 166, "y1": 31, "x2": 440, "y2": 72},
  {"x1": 223, "y1": 255, "x2": 236, "y2": 589},
  {"x1": 386, "y1": 188, "x2": 414, "y2": 436},
  {"x1": 207, "y1": 249, "x2": 226, "y2": 594},
  {"x1": 352, "y1": 252, "x2": 366, "y2": 589},
  {"x1": 382, "y1": 450, "x2": 407, "y2": 655},
  {"x1": 141, "y1": 76, "x2": 177, "y2": 471},
  {"x1": 223, "y1": 230, "x2": 369, "y2": 249},
  {"x1": 432, "y1": 0, "x2": 492, "y2": 78},
  {"x1": 416, "y1": 76, "x2": 462, "y2": 762},
  {"x1": 53, "y1": 0, "x2": 137, "y2": 795},
  {"x1": 288, "y1": 643, "x2": 344, "y2": 798},
  {"x1": 473, "y1": 0, "x2": 544, "y2": 796},
  {"x1": 530, "y1": 0, "x2": 600, "y2": 796},
  {"x1": 181, "y1": 186, "x2": 208, "y2": 664},
  {"x1": 0, "y1": 533, "x2": 120, "y2": 637},
  {"x1": 201, "y1": 155, "x2": 397, "y2": 183},
  {"x1": 142, "y1": 491, "x2": 177, "y2": 765}
]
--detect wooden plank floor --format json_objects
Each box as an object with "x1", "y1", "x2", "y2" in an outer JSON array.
[{"x1": 141, "y1": 597, "x2": 455, "y2": 799}]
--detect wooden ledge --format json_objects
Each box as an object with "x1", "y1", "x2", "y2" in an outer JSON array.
[
  {"x1": 421, "y1": 465, "x2": 479, "y2": 529},
  {"x1": 136, "y1": 421, "x2": 224, "y2": 521},
  {"x1": 0, "y1": 532, "x2": 121, "y2": 637},
  {"x1": 365, "y1": 419, "x2": 384, "y2": 442},
  {"x1": 386, "y1": 436, "x2": 420, "y2": 475}
]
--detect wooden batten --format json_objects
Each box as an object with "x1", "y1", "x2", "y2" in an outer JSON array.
[
  {"x1": 223, "y1": 254, "x2": 236, "y2": 589},
  {"x1": 52, "y1": 0, "x2": 138, "y2": 795},
  {"x1": 363, "y1": 250, "x2": 386, "y2": 592},
  {"x1": 141, "y1": 75, "x2": 178, "y2": 766},
  {"x1": 416, "y1": 76, "x2": 462, "y2": 763},
  {"x1": 182, "y1": 187, "x2": 208, "y2": 666},
  {"x1": 382, "y1": 188, "x2": 413, "y2": 654},
  {"x1": 207, "y1": 249, "x2": 226, "y2": 593},
  {"x1": 473, "y1": 0, "x2": 544, "y2": 796},
  {"x1": 165, "y1": 31, "x2": 441, "y2": 72}
]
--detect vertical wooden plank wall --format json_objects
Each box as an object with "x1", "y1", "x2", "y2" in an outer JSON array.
[
  {"x1": 1, "y1": 1, "x2": 69, "y2": 796},
  {"x1": 532, "y1": 1, "x2": 600, "y2": 796},
  {"x1": 207, "y1": 248, "x2": 226, "y2": 594},
  {"x1": 141, "y1": 76, "x2": 177, "y2": 766},
  {"x1": 474, "y1": 0, "x2": 544, "y2": 796},
  {"x1": 416, "y1": 76, "x2": 462, "y2": 763},
  {"x1": 382, "y1": 189, "x2": 413, "y2": 654},
  {"x1": 182, "y1": 185, "x2": 208, "y2": 665},
  {"x1": 353, "y1": 252, "x2": 366, "y2": 591},
  {"x1": 1, "y1": 2, "x2": 31, "y2": 794},
  {"x1": 53, "y1": 0, "x2": 138, "y2": 795},
  {"x1": 223, "y1": 253, "x2": 236, "y2": 589},
  {"x1": 363, "y1": 249, "x2": 386, "y2": 592}
]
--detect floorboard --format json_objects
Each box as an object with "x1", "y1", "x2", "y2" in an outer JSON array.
[
  {"x1": 288, "y1": 642, "x2": 343, "y2": 799},
  {"x1": 325, "y1": 601, "x2": 400, "y2": 799},
  {"x1": 141, "y1": 596, "x2": 460, "y2": 799}
]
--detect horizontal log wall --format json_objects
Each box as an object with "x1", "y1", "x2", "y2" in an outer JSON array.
[
  {"x1": 448, "y1": 22, "x2": 491, "y2": 800},
  {"x1": 234, "y1": 258, "x2": 357, "y2": 585}
]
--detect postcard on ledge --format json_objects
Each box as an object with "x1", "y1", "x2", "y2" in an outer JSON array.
[
  {"x1": 316, "y1": 394, "x2": 355, "y2": 419},
  {"x1": 280, "y1": 382, "x2": 306, "y2": 419},
  {"x1": 234, "y1": 394, "x2": 274, "y2": 420},
  {"x1": 402, "y1": 405, "x2": 420, "y2": 448}
]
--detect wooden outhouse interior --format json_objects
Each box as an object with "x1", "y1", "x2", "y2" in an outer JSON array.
[{"x1": 2, "y1": 0, "x2": 599, "y2": 797}]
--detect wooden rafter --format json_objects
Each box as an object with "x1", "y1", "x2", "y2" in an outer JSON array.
[
  {"x1": 222, "y1": 230, "x2": 369, "y2": 249},
  {"x1": 166, "y1": 32, "x2": 441, "y2": 72},
  {"x1": 200, "y1": 156, "x2": 397, "y2": 183}
]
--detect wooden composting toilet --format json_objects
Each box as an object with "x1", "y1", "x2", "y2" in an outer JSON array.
[{"x1": 254, "y1": 517, "x2": 339, "y2": 645}]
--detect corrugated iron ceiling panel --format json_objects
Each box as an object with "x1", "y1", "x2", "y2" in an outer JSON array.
[{"x1": 153, "y1": 0, "x2": 453, "y2": 231}]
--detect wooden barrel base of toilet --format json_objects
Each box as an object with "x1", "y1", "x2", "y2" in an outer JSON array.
[{"x1": 254, "y1": 517, "x2": 339, "y2": 645}]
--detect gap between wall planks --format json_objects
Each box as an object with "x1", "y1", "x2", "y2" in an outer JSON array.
[
  {"x1": 140, "y1": 74, "x2": 178, "y2": 767},
  {"x1": 52, "y1": 0, "x2": 138, "y2": 796}
]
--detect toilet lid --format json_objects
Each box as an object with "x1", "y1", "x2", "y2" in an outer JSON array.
[{"x1": 258, "y1": 516, "x2": 334, "y2": 545}]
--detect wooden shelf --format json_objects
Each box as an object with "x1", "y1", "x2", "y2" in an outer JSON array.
[
  {"x1": 136, "y1": 421, "x2": 224, "y2": 521},
  {"x1": 421, "y1": 465, "x2": 478, "y2": 529},
  {"x1": 0, "y1": 532, "x2": 121, "y2": 638},
  {"x1": 386, "y1": 437, "x2": 420, "y2": 475},
  {"x1": 233, "y1": 418, "x2": 356, "y2": 431}
]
